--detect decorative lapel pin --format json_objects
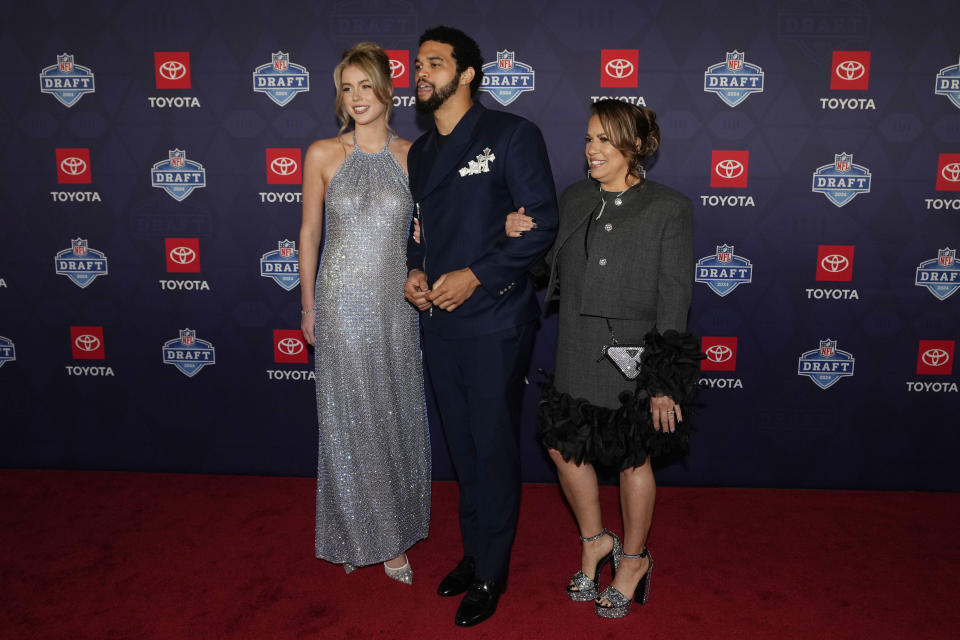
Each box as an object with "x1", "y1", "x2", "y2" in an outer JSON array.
[{"x1": 459, "y1": 147, "x2": 496, "y2": 177}]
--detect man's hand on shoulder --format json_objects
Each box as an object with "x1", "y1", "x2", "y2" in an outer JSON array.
[
  {"x1": 404, "y1": 269, "x2": 433, "y2": 311},
  {"x1": 428, "y1": 268, "x2": 481, "y2": 312}
]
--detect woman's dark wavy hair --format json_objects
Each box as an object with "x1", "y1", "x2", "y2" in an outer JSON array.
[
  {"x1": 419, "y1": 25, "x2": 484, "y2": 95},
  {"x1": 591, "y1": 99, "x2": 660, "y2": 182}
]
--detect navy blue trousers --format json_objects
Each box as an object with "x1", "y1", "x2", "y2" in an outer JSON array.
[{"x1": 422, "y1": 322, "x2": 535, "y2": 582}]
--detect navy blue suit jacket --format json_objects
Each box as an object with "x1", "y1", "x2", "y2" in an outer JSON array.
[{"x1": 407, "y1": 103, "x2": 558, "y2": 338}]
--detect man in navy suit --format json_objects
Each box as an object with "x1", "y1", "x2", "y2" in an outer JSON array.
[{"x1": 404, "y1": 26, "x2": 558, "y2": 627}]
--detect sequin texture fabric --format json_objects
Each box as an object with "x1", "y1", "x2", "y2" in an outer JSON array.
[{"x1": 314, "y1": 134, "x2": 430, "y2": 566}]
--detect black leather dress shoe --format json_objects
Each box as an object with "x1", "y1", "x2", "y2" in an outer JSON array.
[
  {"x1": 454, "y1": 580, "x2": 503, "y2": 627},
  {"x1": 437, "y1": 556, "x2": 475, "y2": 597}
]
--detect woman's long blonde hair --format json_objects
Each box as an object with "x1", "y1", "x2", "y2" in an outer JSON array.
[{"x1": 333, "y1": 42, "x2": 394, "y2": 134}]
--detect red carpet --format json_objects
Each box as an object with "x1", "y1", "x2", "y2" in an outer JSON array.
[{"x1": 1, "y1": 470, "x2": 958, "y2": 639}]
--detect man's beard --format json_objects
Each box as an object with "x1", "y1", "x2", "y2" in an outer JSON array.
[{"x1": 415, "y1": 73, "x2": 461, "y2": 114}]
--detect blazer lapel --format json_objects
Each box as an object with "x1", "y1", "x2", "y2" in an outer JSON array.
[
  {"x1": 418, "y1": 103, "x2": 486, "y2": 200},
  {"x1": 547, "y1": 187, "x2": 597, "y2": 296}
]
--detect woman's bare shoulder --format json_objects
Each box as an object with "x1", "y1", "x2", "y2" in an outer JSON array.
[{"x1": 306, "y1": 135, "x2": 348, "y2": 161}]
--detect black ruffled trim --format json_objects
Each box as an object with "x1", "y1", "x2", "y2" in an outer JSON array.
[{"x1": 537, "y1": 330, "x2": 704, "y2": 471}]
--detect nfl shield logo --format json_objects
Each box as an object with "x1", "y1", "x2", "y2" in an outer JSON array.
[
  {"x1": 940, "y1": 248, "x2": 956, "y2": 266},
  {"x1": 58, "y1": 53, "x2": 73, "y2": 72},
  {"x1": 835, "y1": 153, "x2": 852, "y2": 172},
  {"x1": 726, "y1": 51, "x2": 744, "y2": 70},
  {"x1": 498, "y1": 51, "x2": 514, "y2": 70},
  {"x1": 73, "y1": 238, "x2": 87, "y2": 256},
  {"x1": 820, "y1": 340, "x2": 836, "y2": 357},
  {"x1": 273, "y1": 52, "x2": 289, "y2": 71},
  {"x1": 180, "y1": 329, "x2": 195, "y2": 346},
  {"x1": 717, "y1": 245, "x2": 733, "y2": 262},
  {"x1": 279, "y1": 239, "x2": 295, "y2": 258},
  {"x1": 170, "y1": 149, "x2": 185, "y2": 168}
]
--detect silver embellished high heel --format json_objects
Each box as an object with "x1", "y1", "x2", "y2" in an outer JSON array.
[
  {"x1": 567, "y1": 529, "x2": 622, "y2": 602},
  {"x1": 595, "y1": 547, "x2": 652, "y2": 618},
  {"x1": 383, "y1": 557, "x2": 413, "y2": 585},
  {"x1": 343, "y1": 562, "x2": 356, "y2": 574}
]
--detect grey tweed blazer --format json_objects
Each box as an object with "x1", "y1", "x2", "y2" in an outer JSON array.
[{"x1": 544, "y1": 178, "x2": 694, "y2": 333}]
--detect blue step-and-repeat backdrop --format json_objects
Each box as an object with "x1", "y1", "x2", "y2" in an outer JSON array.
[{"x1": 1, "y1": 1, "x2": 958, "y2": 490}]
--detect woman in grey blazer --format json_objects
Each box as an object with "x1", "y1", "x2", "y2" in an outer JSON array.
[{"x1": 512, "y1": 100, "x2": 698, "y2": 619}]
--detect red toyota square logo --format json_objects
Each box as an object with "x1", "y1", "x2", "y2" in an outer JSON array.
[
  {"x1": 56, "y1": 148, "x2": 91, "y2": 184},
  {"x1": 165, "y1": 238, "x2": 201, "y2": 273},
  {"x1": 71, "y1": 326, "x2": 105, "y2": 360},
  {"x1": 701, "y1": 336, "x2": 738, "y2": 371},
  {"x1": 385, "y1": 50, "x2": 410, "y2": 88},
  {"x1": 155, "y1": 51, "x2": 191, "y2": 89},
  {"x1": 266, "y1": 148, "x2": 302, "y2": 185},
  {"x1": 600, "y1": 50, "x2": 638, "y2": 88},
  {"x1": 710, "y1": 150, "x2": 749, "y2": 188},
  {"x1": 815, "y1": 245, "x2": 855, "y2": 282},
  {"x1": 274, "y1": 329, "x2": 308, "y2": 364},
  {"x1": 936, "y1": 153, "x2": 960, "y2": 191},
  {"x1": 830, "y1": 51, "x2": 870, "y2": 90},
  {"x1": 917, "y1": 340, "x2": 954, "y2": 375}
]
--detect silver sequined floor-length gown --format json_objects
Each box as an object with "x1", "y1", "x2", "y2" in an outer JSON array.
[{"x1": 313, "y1": 134, "x2": 430, "y2": 566}]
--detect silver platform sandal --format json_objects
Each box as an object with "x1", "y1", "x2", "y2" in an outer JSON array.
[
  {"x1": 567, "y1": 528, "x2": 622, "y2": 602},
  {"x1": 595, "y1": 547, "x2": 652, "y2": 618}
]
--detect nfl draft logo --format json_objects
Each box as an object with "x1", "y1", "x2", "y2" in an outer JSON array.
[
  {"x1": 266, "y1": 148, "x2": 302, "y2": 184},
  {"x1": 936, "y1": 154, "x2": 960, "y2": 191},
  {"x1": 273, "y1": 329, "x2": 308, "y2": 364},
  {"x1": 831, "y1": 51, "x2": 870, "y2": 90},
  {"x1": 162, "y1": 328, "x2": 216, "y2": 377},
  {"x1": 704, "y1": 51, "x2": 764, "y2": 107},
  {"x1": 253, "y1": 52, "x2": 310, "y2": 106},
  {"x1": 935, "y1": 56, "x2": 960, "y2": 109},
  {"x1": 40, "y1": 53, "x2": 95, "y2": 107},
  {"x1": 600, "y1": 50, "x2": 638, "y2": 88},
  {"x1": 915, "y1": 248, "x2": 960, "y2": 300},
  {"x1": 0, "y1": 336, "x2": 15, "y2": 369},
  {"x1": 55, "y1": 238, "x2": 108, "y2": 288},
  {"x1": 480, "y1": 51, "x2": 535, "y2": 106},
  {"x1": 695, "y1": 244, "x2": 753, "y2": 297},
  {"x1": 812, "y1": 153, "x2": 871, "y2": 207},
  {"x1": 260, "y1": 240, "x2": 300, "y2": 291},
  {"x1": 56, "y1": 148, "x2": 92, "y2": 184},
  {"x1": 385, "y1": 50, "x2": 409, "y2": 88},
  {"x1": 151, "y1": 149, "x2": 206, "y2": 201},
  {"x1": 917, "y1": 340, "x2": 954, "y2": 375},
  {"x1": 798, "y1": 339, "x2": 855, "y2": 389}
]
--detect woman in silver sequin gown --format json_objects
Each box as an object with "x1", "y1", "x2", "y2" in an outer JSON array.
[{"x1": 298, "y1": 43, "x2": 429, "y2": 584}]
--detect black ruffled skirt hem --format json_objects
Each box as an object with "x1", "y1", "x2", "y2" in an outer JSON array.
[{"x1": 537, "y1": 330, "x2": 703, "y2": 472}]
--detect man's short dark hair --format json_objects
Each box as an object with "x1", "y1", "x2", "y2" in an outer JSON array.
[{"x1": 419, "y1": 26, "x2": 484, "y2": 95}]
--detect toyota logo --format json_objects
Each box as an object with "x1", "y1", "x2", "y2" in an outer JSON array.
[
  {"x1": 159, "y1": 60, "x2": 187, "y2": 80},
  {"x1": 921, "y1": 348, "x2": 950, "y2": 368},
  {"x1": 169, "y1": 246, "x2": 197, "y2": 264},
  {"x1": 941, "y1": 162, "x2": 960, "y2": 183},
  {"x1": 604, "y1": 58, "x2": 634, "y2": 79},
  {"x1": 821, "y1": 254, "x2": 850, "y2": 273},
  {"x1": 705, "y1": 345, "x2": 733, "y2": 363},
  {"x1": 835, "y1": 60, "x2": 865, "y2": 81},
  {"x1": 715, "y1": 159, "x2": 744, "y2": 179},
  {"x1": 75, "y1": 334, "x2": 101, "y2": 351},
  {"x1": 278, "y1": 337, "x2": 304, "y2": 355},
  {"x1": 389, "y1": 59, "x2": 405, "y2": 79},
  {"x1": 61, "y1": 157, "x2": 87, "y2": 175},
  {"x1": 270, "y1": 156, "x2": 298, "y2": 176}
]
